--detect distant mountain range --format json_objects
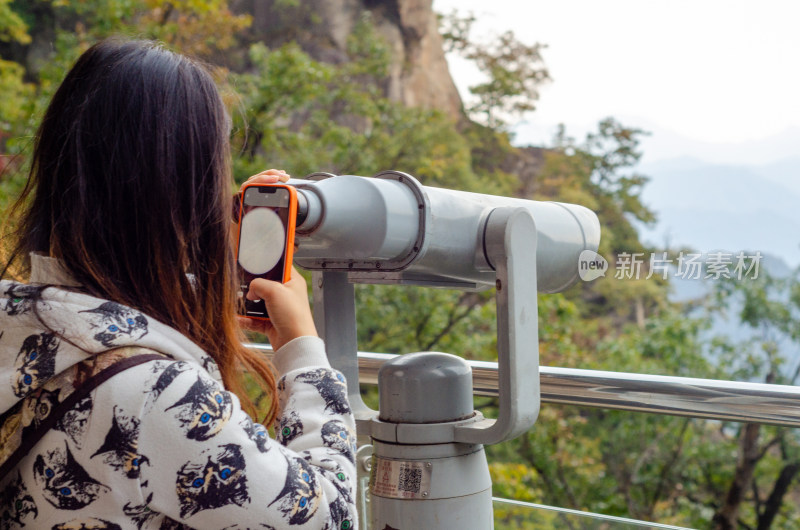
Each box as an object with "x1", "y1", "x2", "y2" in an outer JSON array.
[
  {"x1": 637, "y1": 156, "x2": 800, "y2": 268},
  {"x1": 638, "y1": 157, "x2": 800, "y2": 368},
  {"x1": 668, "y1": 252, "x2": 800, "y2": 379}
]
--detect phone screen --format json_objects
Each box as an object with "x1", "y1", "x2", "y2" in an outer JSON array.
[{"x1": 237, "y1": 185, "x2": 294, "y2": 319}]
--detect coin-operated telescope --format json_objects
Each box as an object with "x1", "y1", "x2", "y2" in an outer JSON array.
[{"x1": 283, "y1": 171, "x2": 600, "y2": 529}]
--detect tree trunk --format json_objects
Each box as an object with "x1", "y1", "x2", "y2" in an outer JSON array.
[
  {"x1": 756, "y1": 462, "x2": 800, "y2": 530},
  {"x1": 713, "y1": 423, "x2": 761, "y2": 529}
]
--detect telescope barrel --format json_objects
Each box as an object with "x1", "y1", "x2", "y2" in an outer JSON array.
[{"x1": 289, "y1": 172, "x2": 600, "y2": 292}]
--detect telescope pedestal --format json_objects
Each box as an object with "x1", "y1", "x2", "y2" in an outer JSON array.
[{"x1": 369, "y1": 352, "x2": 493, "y2": 529}]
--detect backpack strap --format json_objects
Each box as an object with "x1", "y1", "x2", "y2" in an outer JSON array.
[{"x1": 0, "y1": 352, "x2": 166, "y2": 479}]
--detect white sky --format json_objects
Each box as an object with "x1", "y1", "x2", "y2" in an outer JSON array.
[{"x1": 432, "y1": 0, "x2": 800, "y2": 164}]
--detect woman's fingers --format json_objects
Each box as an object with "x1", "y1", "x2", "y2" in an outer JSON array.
[
  {"x1": 241, "y1": 169, "x2": 290, "y2": 190},
  {"x1": 237, "y1": 315, "x2": 279, "y2": 345},
  {"x1": 237, "y1": 315, "x2": 267, "y2": 334},
  {"x1": 244, "y1": 267, "x2": 317, "y2": 351}
]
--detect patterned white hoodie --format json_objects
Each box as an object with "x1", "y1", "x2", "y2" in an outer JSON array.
[{"x1": 0, "y1": 255, "x2": 358, "y2": 529}]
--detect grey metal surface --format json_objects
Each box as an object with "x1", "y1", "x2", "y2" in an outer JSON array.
[
  {"x1": 294, "y1": 187, "x2": 319, "y2": 231},
  {"x1": 492, "y1": 497, "x2": 694, "y2": 529},
  {"x1": 370, "y1": 350, "x2": 494, "y2": 527},
  {"x1": 378, "y1": 352, "x2": 474, "y2": 424},
  {"x1": 373, "y1": 490, "x2": 494, "y2": 529},
  {"x1": 355, "y1": 444, "x2": 373, "y2": 529},
  {"x1": 535, "y1": 367, "x2": 800, "y2": 427},
  {"x1": 370, "y1": 440, "x2": 493, "y2": 529},
  {"x1": 292, "y1": 174, "x2": 422, "y2": 268},
  {"x1": 288, "y1": 173, "x2": 600, "y2": 291},
  {"x1": 453, "y1": 207, "x2": 541, "y2": 445},
  {"x1": 311, "y1": 271, "x2": 374, "y2": 423},
  {"x1": 403, "y1": 181, "x2": 601, "y2": 293}
]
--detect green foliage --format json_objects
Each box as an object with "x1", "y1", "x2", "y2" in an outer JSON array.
[
  {"x1": 50, "y1": 0, "x2": 140, "y2": 34},
  {"x1": 490, "y1": 305, "x2": 711, "y2": 524},
  {"x1": 0, "y1": 0, "x2": 34, "y2": 158},
  {"x1": 490, "y1": 269, "x2": 800, "y2": 528},
  {"x1": 356, "y1": 285, "x2": 496, "y2": 359},
  {"x1": 710, "y1": 271, "x2": 800, "y2": 384},
  {"x1": 230, "y1": 21, "x2": 485, "y2": 192},
  {"x1": 547, "y1": 119, "x2": 655, "y2": 253},
  {"x1": 136, "y1": 0, "x2": 252, "y2": 56},
  {"x1": 440, "y1": 10, "x2": 549, "y2": 128},
  {"x1": 466, "y1": 32, "x2": 549, "y2": 127},
  {"x1": 0, "y1": 0, "x2": 31, "y2": 44},
  {"x1": 0, "y1": 60, "x2": 33, "y2": 138},
  {"x1": 698, "y1": 271, "x2": 800, "y2": 529},
  {"x1": 0, "y1": 0, "x2": 256, "y2": 171}
]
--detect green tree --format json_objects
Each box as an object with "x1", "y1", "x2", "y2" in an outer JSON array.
[
  {"x1": 439, "y1": 10, "x2": 549, "y2": 128},
  {"x1": 707, "y1": 271, "x2": 800, "y2": 529},
  {"x1": 230, "y1": 16, "x2": 483, "y2": 192},
  {"x1": 488, "y1": 303, "x2": 718, "y2": 524},
  {"x1": 0, "y1": 0, "x2": 34, "y2": 209}
]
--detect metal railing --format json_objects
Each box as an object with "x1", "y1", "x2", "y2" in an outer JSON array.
[
  {"x1": 492, "y1": 497, "x2": 692, "y2": 529},
  {"x1": 251, "y1": 344, "x2": 800, "y2": 427}
]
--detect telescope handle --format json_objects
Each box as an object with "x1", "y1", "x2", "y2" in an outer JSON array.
[{"x1": 453, "y1": 207, "x2": 541, "y2": 444}]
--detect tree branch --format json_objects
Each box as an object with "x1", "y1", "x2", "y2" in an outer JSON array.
[
  {"x1": 648, "y1": 418, "x2": 691, "y2": 517},
  {"x1": 756, "y1": 461, "x2": 800, "y2": 530},
  {"x1": 713, "y1": 423, "x2": 762, "y2": 529},
  {"x1": 422, "y1": 292, "x2": 485, "y2": 351}
]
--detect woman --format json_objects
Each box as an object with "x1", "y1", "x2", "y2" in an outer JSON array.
[{"x1": 0, "y1": 39, "x2": 357, "y2": 529}]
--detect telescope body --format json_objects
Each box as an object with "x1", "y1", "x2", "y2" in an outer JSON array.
[{"x1": 290, "y1": 172, "x2": 600, "y2": 292}]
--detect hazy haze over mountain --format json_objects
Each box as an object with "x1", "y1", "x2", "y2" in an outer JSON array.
[{"x1": 638, "y1": 157, "x2": 800, "y2": 268}]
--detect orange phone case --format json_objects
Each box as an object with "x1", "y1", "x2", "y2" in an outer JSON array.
[{"x1": 236, "y1": 183, "x2": 297, "y2": 320}]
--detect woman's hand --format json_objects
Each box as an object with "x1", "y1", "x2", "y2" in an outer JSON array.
[
  {"x1": 241, "y1": 169, "x2": 290, "y2": 189},
  {"x1": 232, "y1": 169, "x2": 290, "y2": 227},
  {"x1": 239, "y1": 266, "x2": 317, "y2": 351}
]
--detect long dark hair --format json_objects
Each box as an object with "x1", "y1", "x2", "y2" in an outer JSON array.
[{"x1": 3, "y1": 39, "x2": 278, "y2": 423}]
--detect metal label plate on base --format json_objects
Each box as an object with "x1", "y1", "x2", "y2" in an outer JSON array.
[{"x1": 369, "y1": 456, "x2": 432, "y2": 500}]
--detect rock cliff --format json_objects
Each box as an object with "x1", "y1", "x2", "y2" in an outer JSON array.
[{"x1": 231, "y1": 0, "x2": 463, "y2": 120}]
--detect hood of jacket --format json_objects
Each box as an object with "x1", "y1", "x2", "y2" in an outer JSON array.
[{"x1": 0, "y1": 254, "x2": 222, "y2": 418}]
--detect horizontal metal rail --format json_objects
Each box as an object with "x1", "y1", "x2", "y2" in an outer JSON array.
[
  {"x1": 492, "y1": 497, "x2": 691, "y2": 529},
  {"x1": 250, "y1": 345, "x2": 800, "y2": 427}
]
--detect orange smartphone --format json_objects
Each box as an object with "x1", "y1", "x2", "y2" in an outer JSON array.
[{"x1": 235, "y1": 183, "x2": 297, "y2": 320}]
